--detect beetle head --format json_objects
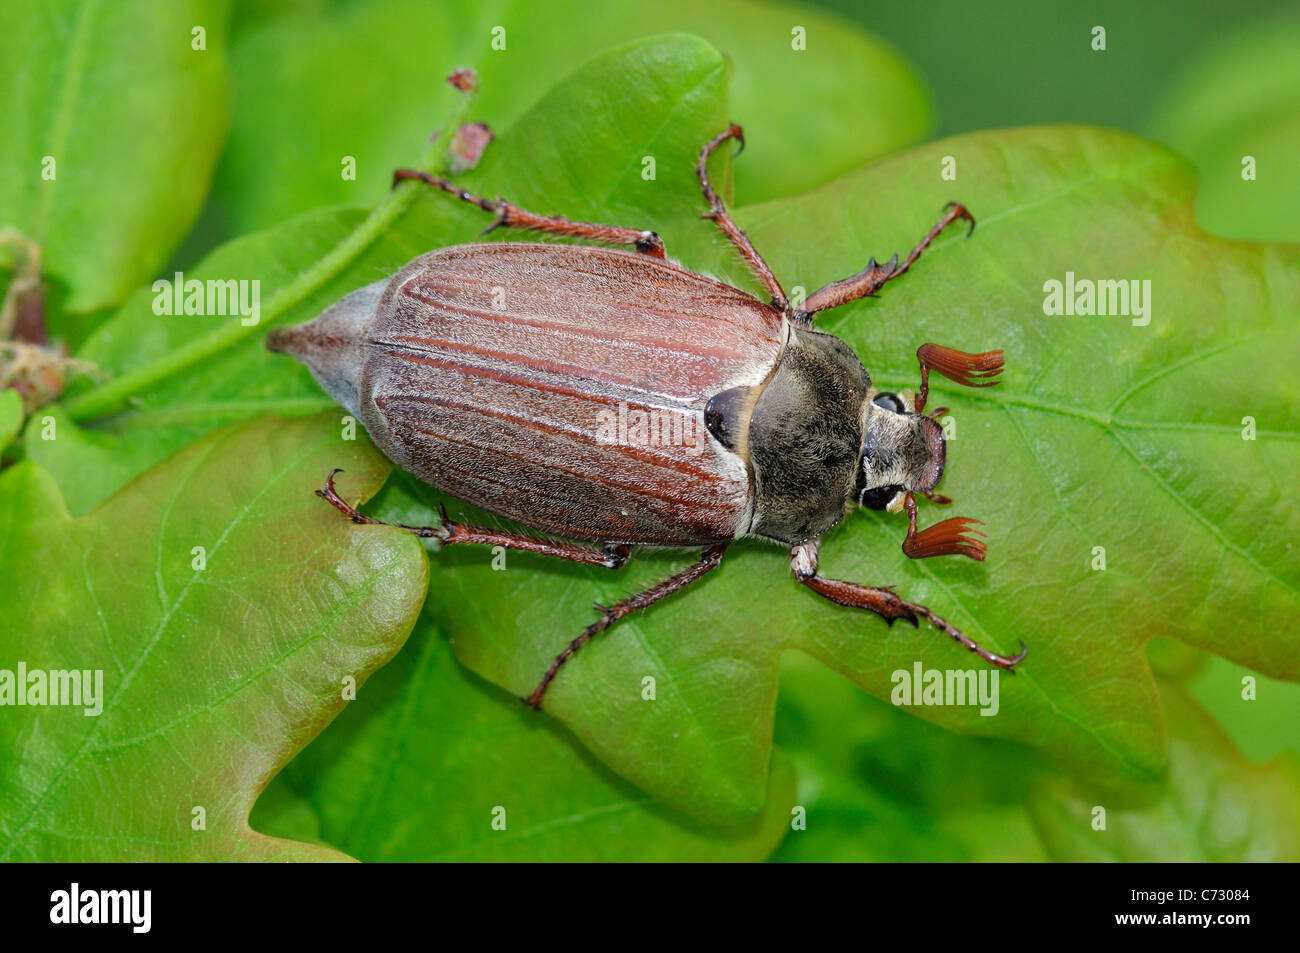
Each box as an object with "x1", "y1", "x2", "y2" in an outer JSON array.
[{"x1": 855, "y1": 391, "x2": 945, "y2": 511}]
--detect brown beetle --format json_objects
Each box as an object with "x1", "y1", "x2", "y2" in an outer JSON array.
[{"x1": 268, "y1": 124, "x2": 1025, "y2": 708}]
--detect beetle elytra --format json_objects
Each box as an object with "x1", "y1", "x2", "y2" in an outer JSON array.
[{"x1": 268, "y1": 123, "x2": 1025, "y2": 708}]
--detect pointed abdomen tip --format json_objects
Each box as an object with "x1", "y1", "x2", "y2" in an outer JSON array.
[{"x1": 265, "y1": 327, "x2": 296, "y2": 354}]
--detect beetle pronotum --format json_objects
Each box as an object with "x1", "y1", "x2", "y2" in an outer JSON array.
[{"x1": 268, "y1": 122, "x2": 1026, "y2": 709}]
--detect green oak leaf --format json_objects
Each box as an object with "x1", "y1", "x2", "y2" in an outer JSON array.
[
  {"x1": 0, "y1": 414, "x2": 427, "y2": 860},
  {"x1": 214, "y1": 0, "x2": 928, "y2": 233},
  {"x1": 1146, "y1": 18, "x2": 1300, "y2": 243},
  {"x1": 1029, "y1": 682, "x2": 1300, "y2": 861},
  {"x1": 1143, "y1": 636, "x2": 1209, "y2": 682},
  {"x1": 252, "y1": 612, "x2": 796, "y2": 861},
  {"x1": 23, "y1": 37, "x2": 1300, "y2": 826},
  {"x1": 0, "y1": 0, "x2": 233, "y2": 312}
]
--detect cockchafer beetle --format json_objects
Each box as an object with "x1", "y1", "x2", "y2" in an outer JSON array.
[{"x1": 268, "y1": 123, "x2": 1026, "y2": 709}]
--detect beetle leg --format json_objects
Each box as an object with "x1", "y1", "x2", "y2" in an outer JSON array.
[
  {"x1": 697, "y1": 125, "x2": 790, "y2": 313},
  {"x1": 316, "y1": 469, "x2": 631, "y2": 569},
  {"x1": 391, "y1": 168, "x2": 666, "y2": 257},
  {"x1": 790, "y1": 539, "x2": 1026, "y2": 670},
  {"x1": 796, "y1": 203, "x2": 975, "y2": 320},
  {"x1": 525, "y1": 545, "x2": 727, "y2": 709}
]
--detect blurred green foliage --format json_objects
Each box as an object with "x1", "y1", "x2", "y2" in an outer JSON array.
[{"x1": 820, "y1": 0, "x2": 1296, "y2": 138}]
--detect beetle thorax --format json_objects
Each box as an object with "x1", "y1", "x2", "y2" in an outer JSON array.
[{"x1": 743, "y1": 325, "x2": 871, "y2": 544}]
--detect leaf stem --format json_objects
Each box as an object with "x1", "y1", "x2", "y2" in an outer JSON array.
[{"x1": 65, "y1": 90, "x2": 475, "y2": 423}]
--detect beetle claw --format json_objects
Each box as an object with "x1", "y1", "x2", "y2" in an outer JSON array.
[
  {"x1": 943, "y1": 201, "x2": 976, "y2": 236},
  {"x1": 728, "y1": 122, "x2": 746, "y2": 155},
  {"x1": 990, "y1": 640, "x2": 1029, "y2": 671},
  {"x1": 316, "y1": 469, "x2": 381, "y2": 525}
]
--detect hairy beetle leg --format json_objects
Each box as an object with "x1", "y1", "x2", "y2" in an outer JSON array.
[
  {"x1": 790, "y1": 540, "x2": 1026, "y2": 671},
  {"x1": 391, "y1": 168, "x2": 666, "y2": 257},
  {"x1": 797, "y1": 202, "x2": 976, "y2": 320},
  {"x1": 697, "y1": 124, "x2": 789, "y2": 313},
  {"x1": 317, "y1": 469, "x2": 631, "y2": 568},
  {"x1": 524, "y1": 545, "x2": 727, "y2": 709}
]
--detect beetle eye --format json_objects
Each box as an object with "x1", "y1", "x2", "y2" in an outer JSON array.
[
  {"x1": 860, "y1": 484, "x2": 902, "y2": 510},
  {"x1": 873, "y1": 392, "x2": 905, "y2": 414}
]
